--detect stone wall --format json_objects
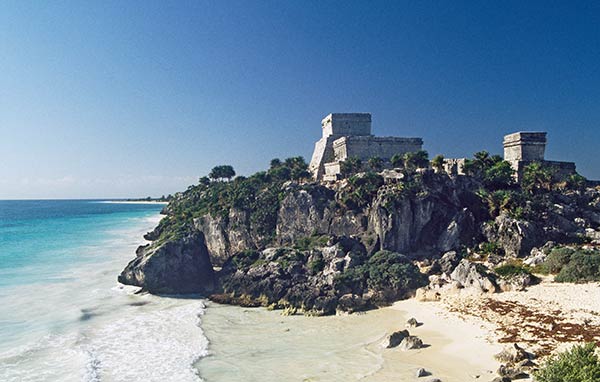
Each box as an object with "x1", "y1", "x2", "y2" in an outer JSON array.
[
  {"x1": 321, "y1": 113, "x2": 371, "y2": 138},
  {"x1": 513, "y1": 160, "x2": 577, "y2": 181},
  {"x1": 332, "y1": 136, "x2": 423, "y2": 162},
  {"x1": 309, "y1": 135, "x2": 337, "y2": 180},
  {"x1": 504, "y1": 132, "x2": 547, "y2": 163},
  {"x1": 442, "y1": 158, "x2": 467, "y2": 175}
]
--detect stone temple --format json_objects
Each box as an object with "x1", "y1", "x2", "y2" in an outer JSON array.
[
  {"x1": 503, "y1": 132, "x2": 576, "y2": 181},
  {"x1": 309, "y1": 113, "x2": 423, "y2": 181}
]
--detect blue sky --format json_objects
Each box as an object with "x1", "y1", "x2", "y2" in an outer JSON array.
[{"x1": 1, "y1": 1, "x2": 599, "y2": 199}]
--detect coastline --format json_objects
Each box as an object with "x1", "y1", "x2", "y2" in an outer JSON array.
[
  {"x1": 99, "y1": 200, "x2": 169, "y2": 205},
  {"x1": 196, "y1": 298, "x2": 501, "y2": 381}
]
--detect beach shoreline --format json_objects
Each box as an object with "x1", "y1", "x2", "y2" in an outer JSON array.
[{"x1": 196, "y1": 297, "x2": 502, "y2": 381}]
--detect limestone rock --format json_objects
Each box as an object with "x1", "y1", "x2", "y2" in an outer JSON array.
[
  {"x1": 406, "y1": 317, "x2": 420, "y2": 328},
  {"x1": 484, "y1": 214, "x2": 544, "y2": 258},
  {"x1": 494, "y1": 343, "x2": 532, "y2": 364},
  {"x1": 497, "y1": 364, "x2": 528, "y2": 379},
  {"x1": 497, "y1": 273, "x2": 536, "y2": 292},
  {"x1": 490, "y1": 377, "x2": 511, "y2": 382},
  {"x1": 337, "y1": 294, "x2": 370, "y2": 314},
  {"x1": 398, "y1": 335, "x2": 423, "y2": 351},
  {"x1": 450, "y1": 259, "x2": 497, "y2": 293},
  {"x1": 383, "y1": 329, "x2": 410, "y2": 348},
  {"x1": 416, "y1": 367, "x2": 429, "y2": 377},
  {"x1": 118, "y1": 231, "x2": 215, "y2": 295}
]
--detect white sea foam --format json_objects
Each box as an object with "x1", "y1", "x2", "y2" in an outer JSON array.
[
  {"x1": 81, "y1": 300, "x2": 208, "y2": 382},
  {"x1": 0, "y1": 300, "x2": 208, "y2": 382},
  {"x1": 0, "y1": 210, "x2": 208, "y2": 382}
]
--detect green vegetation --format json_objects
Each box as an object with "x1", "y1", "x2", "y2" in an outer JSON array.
[
  {"x1": 534, "y1": 343, "x2": 600, "y2": 382},
  {"x1": 209, "y1": 165, "x2": 236, "y2": 182},
  {"x1": 367, "y1": 156, "x2": 384, "y2": 172},
  {"x1": 479, "y1": 241, "x2": 504, "y2": 256},
  {"x1": 391, "y1": 150, "x2": 429, "y2": 173},
  {"x1": 340, "y1": 157, "x2": 363, "y2": 176},
  {"x1": 293, "y1": 235, "x2": 330, "y2": 251},
  {"x1": 339, "y1": 172, "x2": 384, "y2": 210},
  {"x1": 540, "y1": 247, "x2": 600, "y2": 283},
  {"x1": 478, "y1": 189, "x2": 526, "y2": 219},
  {"x1": 542, "y1": 247, "x2": 575, "y2": 274},
  {"x1": 464, "y1": 151, "x2": 515, "y2": 190},
  {"x1": 365, "y1": 250, "x2": 428, "y2": 291},
  {"x1": 231, "y1": 249, "x2": 261, "y2": 269},
  {"x1": 307, "y1": 253, "x2": 325, "y2": 275},
  {"x1": 431, "y1": 154, "x2": 445, "y2": 173},
  {"x1": 522, "y1": 162, "x2": 555, "y2": 194},
  {"x1": 494, "y1": 262, "x2": 532, "y2": 278},
  {"x1": 334, "y1": 250, "x2": 427, "y2": 297},
  {"x1": 156, "y1": 157, "x2": 311, "y2": 245}
]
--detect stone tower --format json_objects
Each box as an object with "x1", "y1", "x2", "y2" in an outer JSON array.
[
  {"x1": 309, "y1": 113, "x2": 372, "y2": 180},
  {"x1": 503, "y1": 132, "x2": 547, "y2": 163},
  {"x1": 503, "y1": 131, "x2": 575, "y2": 181}
]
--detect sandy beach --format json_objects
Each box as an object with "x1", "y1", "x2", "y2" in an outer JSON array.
[
  {"x1": 444, "y1": 279, "x2": 600, "y2": 358},
  {"x1": 198, "y1": 279, "x2": 600, "y2": 381},
  {"x1": 197, "y1": 299, "x2": 501, "y2": 381}
]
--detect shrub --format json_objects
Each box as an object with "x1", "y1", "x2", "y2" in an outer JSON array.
[
  {"x1": 334, "y1": 250, "x2": 427, "y2": 298},
  {"x1": 542, "y1": 247, "x2": 575, "y2": 274},
  {"x1": 307, "y1": 253, "x2": 325, "y2": 275},
  {"x1": 479, "y1": 241, "x2": 504, "y2": 256},
  {"x1": 494, "y1": 263, "x2": 532, "y2": 278},
  {"x1": 555, "y1": 251, "x2": 600, "y2": 283},
  {"x1": 534, "y1": 343, "x2": 600, "y2": 382},
  {"x1": 365, "y1": 251, "x2": 428, "y2": 292}
]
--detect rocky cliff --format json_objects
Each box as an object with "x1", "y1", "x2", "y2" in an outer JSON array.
[{"x1": 119, "y1": 164, "x2": 600, "y2": 314}]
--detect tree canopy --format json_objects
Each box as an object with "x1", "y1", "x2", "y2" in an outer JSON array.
[{"x1": 209, "y1": 165, "x2": 236, "y2": 181}]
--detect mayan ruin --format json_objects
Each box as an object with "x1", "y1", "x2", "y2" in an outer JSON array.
[{"x1": 309, "y1": 113, "x2": 577, "y2": 182}]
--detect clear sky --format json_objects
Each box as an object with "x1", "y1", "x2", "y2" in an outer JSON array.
[{"x1": 1, "y1": 1, "x2": 599, "y2": 199}]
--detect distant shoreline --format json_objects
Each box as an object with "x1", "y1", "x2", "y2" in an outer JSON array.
[{"x1": 100, "y1": 200, "x2": 169, "y2": 205}]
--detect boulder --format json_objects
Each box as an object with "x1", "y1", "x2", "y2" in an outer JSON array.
[
  {"x1": 494, "y1": 343, "x2": 532, "y2": 364},
  {"x1": 438, "y1": 250, "x2": 461, "y2": 274},
  {"x1": 118, "y1": 232, "x2": 215, "y2": 295},
  {"x1": 383, "y1": 329, "x2": 410, "y2": 348},
  {"x1": 337, "y1": 294, "x2": 370, "y2": 314},
  {"x1": 497, "y1": 273, "x2": 537, "y2": 292},
  {"x1": 399, "y1": 335, "x2": 423, "y2": 351},
  {"x1": 406, "y1": 317, "x2": 420, "y2": 328},
  {"x1": 497, "y1": 364, "x2": 528, "y2": 379},
  {"x1": 484, "y1": 214, "x2": 544, "y2": 258},
  {"x1": 416, "y1": 367, "x2": 429, "y2": 377},
  {"x1": 450, "y1": 259, "x2": 497, "y2": 293}
]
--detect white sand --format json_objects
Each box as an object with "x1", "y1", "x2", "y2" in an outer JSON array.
[
  {"x1": 380, "y1": 299, "x2": 501, "y2": 381},
  {"x1": 198, "y1": 301, "x2": 502, "y2": 381}
]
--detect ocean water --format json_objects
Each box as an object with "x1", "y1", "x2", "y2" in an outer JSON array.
[{"x1": 0, "y1": 200, "x2": 207, "y2": 382}]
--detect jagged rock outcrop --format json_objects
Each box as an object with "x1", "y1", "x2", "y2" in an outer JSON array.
[
  {"x1": 120, "y1": 165, "x2": 600, "y2": 308},
  {"x1": 484, "y1": 214, "x2": 544, "y2": 258},
  {"x1": 118, "y1": 232, "x2": 215, "y2": 294},
  {"x1": 189, "y1": 175, "x2": 487, "y2": 268}
]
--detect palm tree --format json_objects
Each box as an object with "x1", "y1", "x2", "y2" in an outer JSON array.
[{"x1": 431, "y1": 154, "x2": 445, "y2": 173}]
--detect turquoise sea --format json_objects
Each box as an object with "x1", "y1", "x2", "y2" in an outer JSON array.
[{"x1": 0, "y1": 200, "x2": 207, "y2": 382}]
